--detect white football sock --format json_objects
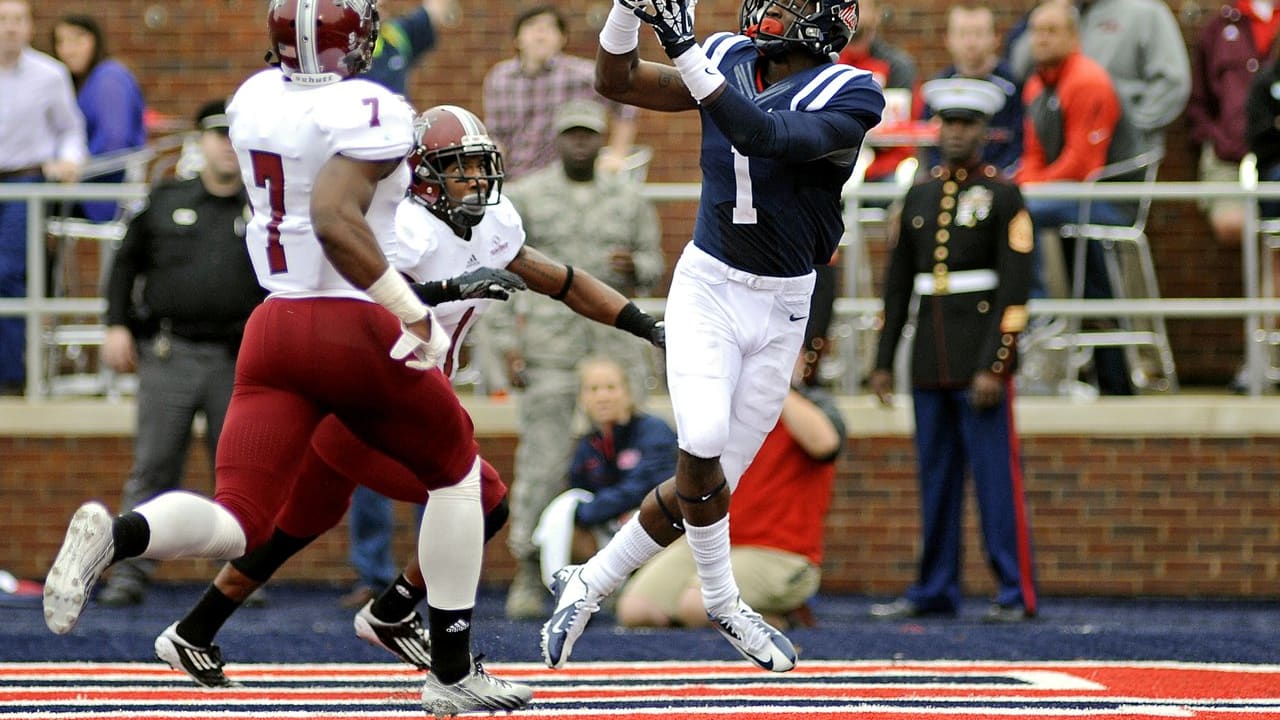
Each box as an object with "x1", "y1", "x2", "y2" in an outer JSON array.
[
  {"x1": 580, "y1": 514, "x2": 663, "y2": 598},
  {"x1": 135, "y1": 491, "x2": 246, "y2": 560},
  {"x1": 685, "y1": 514, "x2": 737, "y2": 616},
  {"x1": 418, "y1": 458, "x2": 483, "y2": 610}
]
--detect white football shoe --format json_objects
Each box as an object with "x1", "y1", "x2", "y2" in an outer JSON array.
[
  {"x1": 709, "y1": 596, "x2": 798, "y2": 672},
  {"x1": 420, "y1": 656, "x2": 532, "y2": 718},
  {"x1": 44, "y1": 502, "x2": 114, "y2": 635}
]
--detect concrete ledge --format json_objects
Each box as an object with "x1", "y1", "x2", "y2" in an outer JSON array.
[{"x1": 2, "y1": 394, "x2": 1278, "y2": 437}]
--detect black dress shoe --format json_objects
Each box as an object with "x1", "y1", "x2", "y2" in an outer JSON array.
[{"x1": 982, "y1": 603, "x2": 1033, "y2": 623}]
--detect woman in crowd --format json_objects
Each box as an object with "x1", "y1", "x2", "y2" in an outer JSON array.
[{"x1": 52, "y1": 14, "x2": 146, "y2": 222}]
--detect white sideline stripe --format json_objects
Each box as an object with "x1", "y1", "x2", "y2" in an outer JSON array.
[{"x1": 7, "y1": 658, "x2": 1280, "y2": 678}]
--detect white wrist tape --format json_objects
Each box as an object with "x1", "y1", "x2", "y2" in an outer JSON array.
[
  {"x1": 365, "y1": 266, "x2": 428, "y2": 324},
  {"x1": 599, "y1": 3, "x2": 641, "y2": 55},
  {"x1": 672, "y1": 44, "x2": 723, "y2": 102}
]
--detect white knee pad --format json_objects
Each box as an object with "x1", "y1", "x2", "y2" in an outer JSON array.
[
  {"x1": 136, "y1": 491, "x2": 247, "y2": 560},
  {"x1": 419, "y1": 458, "x2": 483, "y2": 610}
]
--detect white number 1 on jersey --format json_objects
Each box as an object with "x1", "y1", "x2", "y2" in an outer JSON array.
[{"x1": 732, "y1": 148, "x2": 757, "y2": 225}]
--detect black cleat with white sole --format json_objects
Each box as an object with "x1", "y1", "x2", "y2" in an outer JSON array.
[{"x1": 154, "y1": 622, "x2": 240, "y2": 688}]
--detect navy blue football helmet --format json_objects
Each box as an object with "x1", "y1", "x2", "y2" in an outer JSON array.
[{"x1": 739, "y1": 0, "x2": 859, "y2": 58}]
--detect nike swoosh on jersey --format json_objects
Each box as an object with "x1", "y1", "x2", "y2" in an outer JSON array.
[{"x1": 789, "y1": 314, "x2": 807, "y2": 322}]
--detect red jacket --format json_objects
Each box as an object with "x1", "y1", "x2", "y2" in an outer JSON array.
[{"x1": 1017, "y1": 50, "x2": 1122, "y2": 183}]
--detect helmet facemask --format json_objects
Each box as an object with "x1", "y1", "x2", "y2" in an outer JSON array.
[
  {"x1": 410, "y1": 145, "x2": 505, "y2": 228},
  {"x1": 740, "y1": 0, "x2": 858, "y2": 60}
]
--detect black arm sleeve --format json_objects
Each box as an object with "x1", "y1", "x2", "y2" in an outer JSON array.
[{"x1": 409, "y1": 278, "x2": 460, "y2": 305}]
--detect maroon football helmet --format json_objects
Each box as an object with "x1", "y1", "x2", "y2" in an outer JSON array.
[
  {"x1": 267, "y1": 0, "x2": 379, "y2": 84},
  {"x1": 407, "y1": 105, "x2": 505, "y2": 228}
]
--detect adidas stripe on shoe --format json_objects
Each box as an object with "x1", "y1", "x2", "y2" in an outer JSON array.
[
  {"x1": 154, "y1": 622, "x2": 239, "y2": 688},
  {"x1": 354, "y1": 600, "x2": 432, "y2": 669}
]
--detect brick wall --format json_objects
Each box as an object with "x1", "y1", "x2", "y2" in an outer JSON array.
[
  {"x1": 27, "y1": 0, "x2": 1250, "y2": 385},
  {"x1": 6, "y1": 430, "x2": 1277, "y2": 597}
]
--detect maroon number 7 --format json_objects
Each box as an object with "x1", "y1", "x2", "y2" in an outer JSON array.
[{"x1": 249, "y1": 150, "x2": 288, "y2": 273}]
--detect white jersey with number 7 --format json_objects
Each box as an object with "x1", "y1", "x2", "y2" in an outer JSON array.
[{"x1": 227, "y1": 68, "x2": 415, "y2": 299}]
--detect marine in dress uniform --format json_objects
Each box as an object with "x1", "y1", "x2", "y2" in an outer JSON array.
[{"x1": 869, "y1": 78, "x2": 1039, "y2": 623}]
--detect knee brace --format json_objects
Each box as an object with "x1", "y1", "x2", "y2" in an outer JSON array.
[
  {"x1": 675, "y1": 478, "x2": 728, "y2": 505},
  {"x1": 653, "y1": 487, "x2": 685, "y2": 531}
]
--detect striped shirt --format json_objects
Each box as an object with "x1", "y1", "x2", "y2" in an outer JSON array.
[{"x1": 481, "y1": 53, "x2": 635, "y2": 180}]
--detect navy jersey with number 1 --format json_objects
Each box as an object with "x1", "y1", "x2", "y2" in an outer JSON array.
[{"x1": 694, "y1": 32, "x2": 885, "y2": 278}]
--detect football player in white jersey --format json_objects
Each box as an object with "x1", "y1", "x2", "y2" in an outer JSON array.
[
  {"x1": 145, "y1": 104, "x2": 666, "y2": 688},
  {"x1": 42, "y1": 1, "x2": 531, "y2": 715}
]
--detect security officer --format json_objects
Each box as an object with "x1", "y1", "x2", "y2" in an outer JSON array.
[
  {"x1": 96, "y1": 99, "x2": 265, "y2": 606},
  {"x1": 489, "y1": 99, "x2": 665, "y2": 619},
  {"x1": 868, "y1": 79, "x2": 1038, "y2": 623}
]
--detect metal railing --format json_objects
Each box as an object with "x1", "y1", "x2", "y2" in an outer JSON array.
[{"x1": 5, "y1": 178, "x2": 1280, "y2": 400}]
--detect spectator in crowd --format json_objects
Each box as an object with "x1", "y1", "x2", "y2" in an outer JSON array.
[
  {"x1": 1073, "y1": 0, "x2": 1190, "y2": 156},
  {"x1": 1016, "y1": 0, "x2": 1136, "y2": 395},
  {"x1": 1189, "y1": 0, "x2": 1279, "y2": 248},
  {"x1": 482, "y1": 4, "x2": 637, "y2": 180},
  {"x1": 43, "y1": 3, "x2": 533, "y2": 713},
  {"x1": 94, "y1": 100, "x2": 264, "y2": 608},
  {"x1": 491, "y1": 98, "x2": 664, "y2": 619},
  {"x1": 1008, "y1": 0, "x2": 1190, "y2": 156},
  {"x1": 532, "y1": 356, "x2": 677, "y2": 590},
  {"x1": 338, "y1": 0, "x2": 463, "y2": 612},
  {"x1": 923, "y1": 3, "x2": 1023, "y2": 175},
  {"x1": 616, "y1": 343, "x2": 845, "y2": 631},
  {"x1": 363, "y1": 0, "x2": 459, "y2": 98},
  {"x1": 0, "y1": 0, "x2": 87, "y2": 394},
  {"x1": 870, "y1": 78, "x2": 1038, "y2": 623},
  {"x1": 837, "y1": 0, "x2": 919, "y2": 184},
  {"x1": 51, "y1": 14, "x2": 146, "y2": 223}
]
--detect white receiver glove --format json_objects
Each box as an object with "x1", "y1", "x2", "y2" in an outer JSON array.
[{"x1": 389, "y1": 311, "x2": 450, "y2": 371}]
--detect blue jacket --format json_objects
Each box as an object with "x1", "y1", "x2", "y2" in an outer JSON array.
[
  {"x1": 77, "y1": 59, "x2": 146, "y2": 221},
  {"x1": 569, "y1": 412, "x2": 676, "y2": 527},
  {"x1": 363, "y1": 7, "x2": 437, "y2": 95}
]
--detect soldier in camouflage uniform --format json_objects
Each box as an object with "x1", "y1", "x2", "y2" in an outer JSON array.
[{"x1": 489, "y1": 99, "x2": 664, "y2": 618}]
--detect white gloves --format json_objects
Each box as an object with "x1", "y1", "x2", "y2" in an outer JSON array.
[{"x1": 389, "y1": 311, "x2": 450, "y2": 371}]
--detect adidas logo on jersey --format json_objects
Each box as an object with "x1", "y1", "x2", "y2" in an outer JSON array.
[{"x1": 445, "y1": 619, "x2": 471, "y2": 633}]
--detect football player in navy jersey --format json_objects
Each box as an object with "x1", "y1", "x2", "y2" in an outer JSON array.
[{"x1": 541, "y1": 0, "x2": 883, "y2": 673}]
